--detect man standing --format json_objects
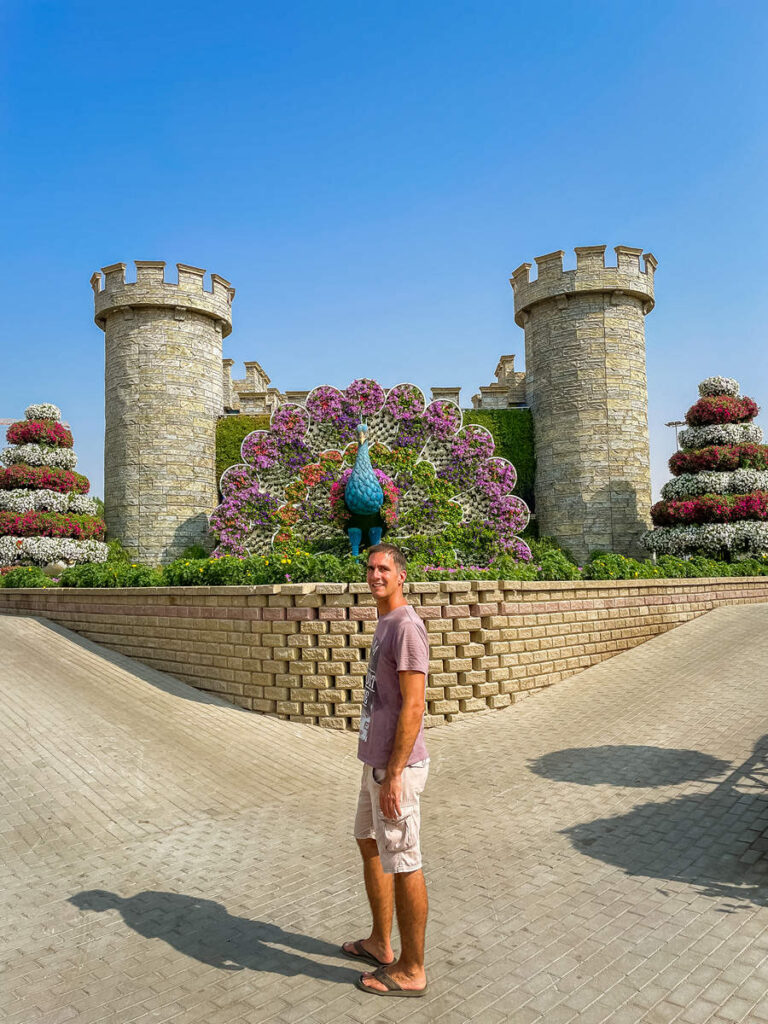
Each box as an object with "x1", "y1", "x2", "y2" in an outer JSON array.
[{"x1": 341, "y1": 542, "x2": 430, "y2": 998}]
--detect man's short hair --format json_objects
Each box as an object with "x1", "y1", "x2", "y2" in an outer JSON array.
[{"x1": 367, "y1": 543, "x2": 407, "y2": 574}]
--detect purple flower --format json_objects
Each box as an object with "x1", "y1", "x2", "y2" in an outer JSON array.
[{"x1": 344, "y1": 378, "x2": 385, "y2": 415}]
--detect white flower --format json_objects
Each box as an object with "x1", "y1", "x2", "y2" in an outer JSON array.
[
  {"x1": 679, "y1": 423, "x2": 763, "y2": 449},
  {"x1": 698, "y1": 376, "x2": 740, "y2": 398},
  {"x1": 25, "y1": 403, "x2": 62, "y2": 422},
  {"x1": 643, "y1": 522, "x2": 768, "y2": 556},
  {"x1": 661, "y1": 470, "x2": 768, "y2": 500},
  {"x1": 1, "y1": 444, "x2": 78, "y2": 469},
  {"x1": 0, "y1": 489, "x2": 98, "y2": 515},
  {"x1": 0, "y1": 537, "x2": 108, "y2": 567}
]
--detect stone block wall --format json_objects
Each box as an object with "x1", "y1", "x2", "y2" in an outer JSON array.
[
  {"x1": 2, "y1": 578, "x2": 767, "y2": 729},
  {"x1": 92, "y1": 261, "x2": 234, "y2": 564},
  {"x1": 511, "y1": 245, "x2": 657, "y2": 562}
]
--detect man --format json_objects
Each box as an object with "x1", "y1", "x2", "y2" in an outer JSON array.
[{"x1": 341, "y1": 542, "x2": 430, "y2": 998}]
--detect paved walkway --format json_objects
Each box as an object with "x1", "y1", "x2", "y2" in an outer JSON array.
[{"x1": 2, "y1": 605, "x2": 768, "y2": 1024}]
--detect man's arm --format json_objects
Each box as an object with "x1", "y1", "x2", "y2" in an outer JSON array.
[{"x1": 379, "y1": 670, "x2": 426, "y2": 819}]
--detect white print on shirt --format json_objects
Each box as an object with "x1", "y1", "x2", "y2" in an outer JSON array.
[{"x1": 358, "y1": 635, "x2": 380, "y2": 743}]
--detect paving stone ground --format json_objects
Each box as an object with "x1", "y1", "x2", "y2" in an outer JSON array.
[{"x1": 2, "y1": 605, "x2": 768, "y2": 1024}]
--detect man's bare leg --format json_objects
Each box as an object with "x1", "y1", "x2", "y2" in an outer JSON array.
[
  {"x1": 359, "y1": 867, "x2": 427, "y2": 991},
  {"x1": 342, "y1": 838, "x2": 394, "y2": 963}
]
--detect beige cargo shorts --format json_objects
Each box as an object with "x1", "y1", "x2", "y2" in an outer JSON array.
[{"x1": 353, "y1": 760, "x2": 429, "y2": 874}]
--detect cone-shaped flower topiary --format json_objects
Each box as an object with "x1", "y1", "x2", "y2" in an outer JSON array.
[
  {"x1": 0, "y1": 403, "x2": 108, "y2": 569},
  {"x1": 643, "y1": 377, "x2": 768, "y2": 558}
]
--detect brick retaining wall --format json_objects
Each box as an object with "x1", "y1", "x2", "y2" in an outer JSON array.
[{"x1": 2, "y1": 578, "x2": 767, "y2": 729}]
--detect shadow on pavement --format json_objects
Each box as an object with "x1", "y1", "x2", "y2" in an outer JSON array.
[
  {"x1": 529, "y1": 745, "x2": 732, "y2": 787},
  {"x1": 532, "y1": 739, "x2": 768, "y2": 908},
  {"x1": 69, "y1": 890, "x2": 358, "y2": 981}
]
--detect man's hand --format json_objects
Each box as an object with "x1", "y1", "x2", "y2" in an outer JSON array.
[{"x1": 379, "y1": 772, "x2": 403, "y2": 819}]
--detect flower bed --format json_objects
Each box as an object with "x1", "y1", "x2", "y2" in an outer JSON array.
[
  {"x1": 6, "y1": 420, "x2": 74, "y2": 448},
  {"x1": 0, "y1": 465, "x2": 90, "y2": 493},
  {"x1": 685, "y1": 395, "x2": 759, "y2": 426},
  {"x1": 0, "y1": 510, "x2": 105, "y2": 539},
  {"x1": 1, "y1": 443, "x2": 78, "y2": 470},
  {"x1": 0, "y1": 489, "x2": 98, "y2": 515}
]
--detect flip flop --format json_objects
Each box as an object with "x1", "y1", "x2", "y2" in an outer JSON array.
[
  {"x1": 340, "y1": 940, "x2": 395, "y2": 968},
  {"x1": 356, "y1": 965, "x2": 428, "y2": 997}
]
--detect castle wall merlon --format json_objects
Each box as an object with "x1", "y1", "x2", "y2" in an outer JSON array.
[
  {"x1": 643, "y1": 252, "x2": 658, "y2": 275},
  {"x1": 574, "y1": 245, "x2": 606, "y2": 271},
  {"x1": 535, "y1": 250, "x2": 565, "y2": 279},
  {"x1": 510, "y1": 262, "x2": 532, "y2": 288},
  {"x1": 102, "y1": 263, "x2": 127, "y2": 288},
  {"x1": 136, "y1": 260, "x2": 167, "y2": 286},
  {"x1": 511, "y1": 244, "x2": 656, "y2": 326},
  {"x1": 176, "y1": 263, "x2": 205, "y2": 290},
  {"x1": 614, "y1": 245, "x2": 644, "y2": 273},
  {"x1": 92, "y1": 258, "x2": 234, "y2": 337},
  {"x1": 210, "y1": 274, "x2": 235, "y2": 304}
]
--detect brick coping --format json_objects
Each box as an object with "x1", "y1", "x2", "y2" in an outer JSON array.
[{"x1": 3, "y1": 576, "x2": 768, "y2": 598}]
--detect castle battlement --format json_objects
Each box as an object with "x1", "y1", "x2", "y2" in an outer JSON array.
[
  {"x1": 510, "y1": 245, "x2": 657, "y2": 326},
  {"x1": 91, "y1": 260, "x2": 234, "y2": 336}
]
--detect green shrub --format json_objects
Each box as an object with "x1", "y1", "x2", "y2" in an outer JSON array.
[
  {"x1": 462, "y1": 408, "x2": 535, "y2": 510},
  {"x1": 216, "y1": 414, "x2": 270, "y2": 490},
  {"x1": 2, "y1": 566, "x2": 54, "y2": 588},
  {"x1": 536, "y1": 550, "x2": 582, "y2": 580},
  {"x1": 59, "y1": 563, "x2": 163, "y2": 587},
  {"x1": 106, "y1": 539, "x2": 131, "y2": 563},
  {"x1": 529, "y1": 536, "x2": 578, "y2": 565},
  {"x1": 179, "y1": 543, "x2": 210, "y2": 560}
]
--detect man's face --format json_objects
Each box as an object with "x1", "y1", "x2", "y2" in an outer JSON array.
[{"x1": 367, "y1": 552, "x2": 405, "y2": 600}]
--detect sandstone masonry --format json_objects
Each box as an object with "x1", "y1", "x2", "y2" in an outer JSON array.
[
  {"x1": 92, "y1": 262, "x2": 234, "y2": 563},
  {"x1": 2, "y1": 575, "x2": 765, "y2": 730},
  {"x1": 511, "y1": 245, "x2": 657, "y2": 562}
]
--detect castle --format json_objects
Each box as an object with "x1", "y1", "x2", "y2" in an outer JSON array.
[{"x1": 92, "y1": 245, "x2": 656, "y2": 564}]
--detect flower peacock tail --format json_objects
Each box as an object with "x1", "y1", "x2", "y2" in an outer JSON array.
[{"x1": 211, "y1": 379, "x2": 531, "y2": 564}]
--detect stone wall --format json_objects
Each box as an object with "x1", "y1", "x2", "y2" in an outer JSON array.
[
  {"x1": 511, "y1": 245, "x2": 657, "y2": 562},
  {"x1": 92, "y1": 261, "x2": 234, "y2": 564},
  {"x1": 2, "y1": 578, "x2": 766, "y2": 729}
]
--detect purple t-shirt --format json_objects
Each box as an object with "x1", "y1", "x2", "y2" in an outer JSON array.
[{"x1": 358, "y1": 604, "x2": 429, "y2": 769}]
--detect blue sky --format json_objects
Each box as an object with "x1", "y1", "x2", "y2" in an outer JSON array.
[{"x1": 2, "y1": 0, "x2": 767, "y2": 500}]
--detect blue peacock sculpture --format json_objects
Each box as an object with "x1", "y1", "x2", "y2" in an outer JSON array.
[
  {"x1": 343, "y1": 423, "x2": 385, "y2": 556},
  {"x1": 212, "y1": 378, "x2": 532, "y2": 564}
]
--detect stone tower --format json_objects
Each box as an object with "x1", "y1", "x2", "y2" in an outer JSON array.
[
  {"x1": 510, "y1": 245, "x2": 657, "y2": 562},
  {"x1": 91, "y1": 261, "x2": 234, "y2": 564}
]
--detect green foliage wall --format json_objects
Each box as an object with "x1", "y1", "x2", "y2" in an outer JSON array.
[
  {"x1": 216, "y1": 414, "x2": 270, "y2": 490},
  {"x1": 462, "y1": 408, "x2": 535, "y2": 510}
]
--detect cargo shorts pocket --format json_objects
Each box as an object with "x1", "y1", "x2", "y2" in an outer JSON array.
[{"x1": 382, "y1": 807, "x2": 416, "y2": 853}]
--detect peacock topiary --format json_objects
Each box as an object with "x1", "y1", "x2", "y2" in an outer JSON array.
[{"x1": 210, "y1": 378, "x2": 531, "y2": 564}]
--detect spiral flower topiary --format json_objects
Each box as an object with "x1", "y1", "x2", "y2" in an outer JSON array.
[
  {"x1": 211, "y1": 379, "x2": 531, "y2": 564},
  {"x1": 0, "y1": 404, "x2": 107, "y2": 570},
  {"x1": 644, "y1": 377, "x2": 768, "y2": 558}
]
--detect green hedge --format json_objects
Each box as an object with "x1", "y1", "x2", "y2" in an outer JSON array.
[
  {"x1": 215, "y1": 414, "x2": 270, "y2": 490},
  {"x1": 9, "y1": 547, "x2": 767, "y2": 589},
  {"x1": 463, "y1": 408, "x2": 535, "y2": 510}
]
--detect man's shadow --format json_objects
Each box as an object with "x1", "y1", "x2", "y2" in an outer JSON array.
[
  {"x1": 529, "y1": 737, "x2": 768, "y2": 908},
  {"x1": 69, "y1": 890, "x2": 357, "y2": 981}
]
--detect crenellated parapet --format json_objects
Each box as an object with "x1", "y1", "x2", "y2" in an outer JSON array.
[
  {"x1": 510, "y1": 245, "x2": 657, "y2": 326},
  {"x1": 91, "y1": 261, "x2": 234, "y2": 337}
]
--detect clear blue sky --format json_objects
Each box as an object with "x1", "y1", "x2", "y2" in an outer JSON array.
[{"x1": 2, "y1": 0, "x2": 767, "y2": 500}]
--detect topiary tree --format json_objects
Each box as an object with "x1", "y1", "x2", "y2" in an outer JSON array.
[
  {"x1": 644, "y1": 376, "x2": 768, "y2": 559},
  {"x1": 0, "y1": 403, "x2": 108, "y2": 572}
]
